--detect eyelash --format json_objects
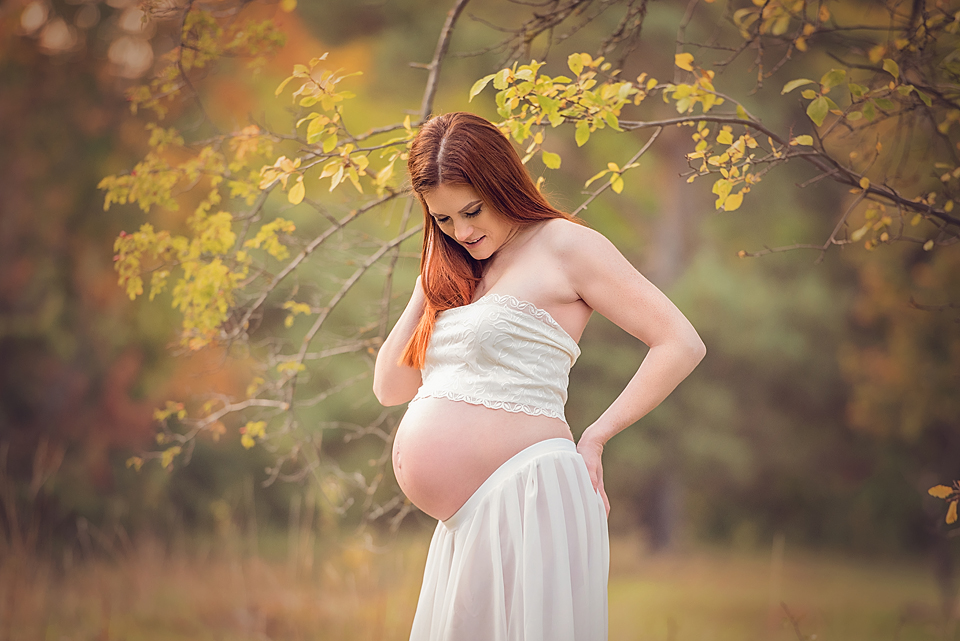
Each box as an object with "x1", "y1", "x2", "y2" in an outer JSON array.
[{"x1": 436, "y1": 207, "x2": 481, "y2": 224}]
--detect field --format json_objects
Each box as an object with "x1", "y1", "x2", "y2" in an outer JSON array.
[{"x1": 0, "y1": 532, "x2": 949, "y2": 641}]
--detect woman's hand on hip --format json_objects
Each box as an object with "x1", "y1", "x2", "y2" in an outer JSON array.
[{"x1": 576, "y1": 433, "x2": 609, "y2": 517}]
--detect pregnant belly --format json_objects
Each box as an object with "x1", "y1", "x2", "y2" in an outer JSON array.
[{"x1": 393, "y1": 397, "x2": 574, "y2": 521}]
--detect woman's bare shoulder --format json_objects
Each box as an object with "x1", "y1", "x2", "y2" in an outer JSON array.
[{"x1": 539, "y1": 217, "x2": 616, "y2": 257}]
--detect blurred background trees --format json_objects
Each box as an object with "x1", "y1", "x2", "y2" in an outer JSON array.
[{"x1": 1, "y1": 0, "x2": 958, "y2": 602}]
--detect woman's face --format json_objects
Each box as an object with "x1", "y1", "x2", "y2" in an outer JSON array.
[{"x1": 422, "y1": 183, "x2": 517, "y2": 261}]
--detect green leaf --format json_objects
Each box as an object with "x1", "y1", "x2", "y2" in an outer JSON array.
[
  {"x1": 916, "y1": 89, "x2": 932, "y2": 107},
  {"x1": 801, "y1": 89, "x2": 818, "y2": 100},
  {"x1": 882, "y1": 58, "x2": 900, "y2": 80},
  {"x1": 306, "y1": 116, "x2": 325, "y2": 144},
  {"x1": 846, "y1": 111, "x2": 863, "y2": 121},
  {"x1": 575, "y1": 120, "x2": 590, "y2": 147},
  {"x1": 793, "y1": 135, "x2": 813, "y2": 146},
  {"x1": 469, "y1": 74, "x2": 496, "y2": 102},
  {"x1": 603, "y1": 111, "x2": 621, "y2": 131},
  {"x1": 875, "y1": 98, "x2": 895, "y2": 110},
  {"x1": 493, "y1": 68, "x2": 510, "y2": 90},
  {"x1": 781, "y1": 78, "x2": 815, "y2": 94},
  {"x1": 863, "y1": 101, "x2": 876, "y2": 120},
  {"x1": 806, "y1": 96, "x2": 829, "y2": 126},
  {"x1": 541, "y1": 151, "x2": 561, "y2": 169},
  {"x1": 819, "y1": 68, "x2": 847, "y2": 91},
  {"x1": 848, "y1": 83, "x2": 867, "y2": 99}
]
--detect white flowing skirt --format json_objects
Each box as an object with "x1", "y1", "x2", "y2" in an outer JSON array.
[{"x1": 409, "y1": 438, "x2": 609, "y2": 641}]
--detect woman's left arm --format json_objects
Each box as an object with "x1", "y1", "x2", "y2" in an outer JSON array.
[{"x1": 560, "y1": 224, "x2": 706, "y2": 514}]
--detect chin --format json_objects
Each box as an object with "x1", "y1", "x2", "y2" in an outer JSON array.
[{"x1": 462, "y1": 240, "x2": 489, "y2": 258}]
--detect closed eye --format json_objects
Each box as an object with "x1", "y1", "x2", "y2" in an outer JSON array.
[
  {"x1": 463, "y1": 206, "x2": 481, "y2": 218},
  {"x1": 434, "y1": 215, "x2": 451, "y2": 224}
]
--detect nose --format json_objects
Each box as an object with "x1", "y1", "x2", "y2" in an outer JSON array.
[{"x1": 453, "y1": 219, "x2": 474, "y2": 242}]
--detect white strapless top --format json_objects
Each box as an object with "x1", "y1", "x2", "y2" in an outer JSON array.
[{"x1": 410, "y1": 293, "x2": 581, "y2": 421}]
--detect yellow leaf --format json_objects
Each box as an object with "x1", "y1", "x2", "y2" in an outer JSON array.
[
  {"x1": 859, "y1": 177, "x2": 870, "y2": 190},
  {"x1": 323, "y1": 134, "x2": 338, "y2": 153},
  {"x1": 161, "y1": 446, "x2": 181, "y2": 469},
  {"x1": 717, "y1": 129, "x2": 734, "y2": 145},
  {"x1": 541, "y1": 151, "x2": 561, "y2": 169},
  {"x1": 584, "y1": 169, "x2": 608, "y2": 188},
  {"x1": 288, "y1": 177, "x2": 305, "y2": 205},
  {"x1": 275, "y1": 75, "x2": 295, "y2": 97},
  {"x1": 924, "y1": 239, "x2": 935, "y2": 251},
  {"x1": 950, "y1": 500, "x2": 959, "y2": 524},
  {"x1": 675, "y1": 53, "x2": 694, "y2": 72},
  {"x1": 723, "y1": 191, "x2": 744, "y2": 211},
  {"x1": 792, "y1": 135, "x2": 813, "y2": 146},
  {"x1": 850, "y1": 223, "x2": 870, "y2": 242},
  {"x1": 611, "y1": 175, "x2": 624, "y2": 194},
  {"x1": 280, "y1": 0, "x2": 296, "y2": 11}
]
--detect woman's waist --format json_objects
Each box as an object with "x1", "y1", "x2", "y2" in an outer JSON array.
[{"x1": 400, "y1": 395, "x2": 572, "y2": 437}]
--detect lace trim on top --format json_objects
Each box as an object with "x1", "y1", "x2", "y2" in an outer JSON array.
[{"x1": 416, "y1": 390, "x2": 566, "y2": 420}]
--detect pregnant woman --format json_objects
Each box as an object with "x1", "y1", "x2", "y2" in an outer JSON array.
[{"x1": 373, "y1": 112, "x2": 705, "y2": 641}]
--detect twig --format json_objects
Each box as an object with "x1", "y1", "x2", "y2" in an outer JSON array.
[{"x1": 572, "y1": 127, "x2": 662, "y2": 216}]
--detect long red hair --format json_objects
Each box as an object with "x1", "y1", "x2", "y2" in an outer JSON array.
[{"x1": 400, "y1": 112, "x2": 578, "y2": 368}]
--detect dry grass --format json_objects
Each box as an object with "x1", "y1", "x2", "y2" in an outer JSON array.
[{"x1": 0, "y1": 531, "x2": 949, "y2": 641}]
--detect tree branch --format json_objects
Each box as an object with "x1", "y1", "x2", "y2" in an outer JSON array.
[{"x1": 419, "y1": 0, "x2": 473, "y2": 121}]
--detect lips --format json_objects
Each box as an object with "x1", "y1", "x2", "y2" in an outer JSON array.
[{"x1": 463, "y1": 236, "x2": 484, "y2": 247}]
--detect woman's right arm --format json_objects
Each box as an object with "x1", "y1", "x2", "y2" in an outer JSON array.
[{"x1": 373, "y1": 277, "x2": 426, "y2": 406}]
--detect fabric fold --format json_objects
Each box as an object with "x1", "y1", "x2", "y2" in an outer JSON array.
[{"x1": 409, "y1": 438, "x2": 609, "y2": 641}]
